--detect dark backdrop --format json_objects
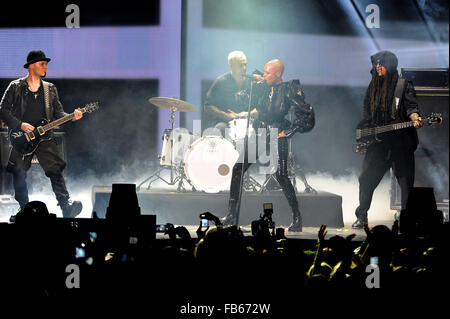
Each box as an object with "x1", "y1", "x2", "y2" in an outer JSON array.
[{"x1": 0, "y1": 78, "x2": 159, "y2": 178}]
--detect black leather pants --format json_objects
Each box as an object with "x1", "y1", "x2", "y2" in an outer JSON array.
[
  {"x1": 7, "y1": 139, "x2": 70, "y2": 210},
  {"x1": 228, "y1": 137, "x2": 301, "y2": 220}
]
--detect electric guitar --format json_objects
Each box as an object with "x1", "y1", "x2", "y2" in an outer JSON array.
[
  {"x1": 354, "y1": 112, "x2": 443, "y2": 154},
  {"x1": 9, "y1": 102, "x2": 99, "y2": 156}
]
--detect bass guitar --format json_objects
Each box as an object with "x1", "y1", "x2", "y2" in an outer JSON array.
[
  {"x1": 354, "y1": 112, "x2": 442, "y2": 154},
  {"x1": 9, "y1": 101, "x2": 99, "y2": 156}
]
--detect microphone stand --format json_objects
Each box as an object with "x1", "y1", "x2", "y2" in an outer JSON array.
[{"x1": 234, "y1": 77, "x2": 255, "y2": 227}]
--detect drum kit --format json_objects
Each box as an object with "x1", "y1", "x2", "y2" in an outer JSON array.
[{"x1": 137, "y1": 97, "x2": 316, "y2": 194}]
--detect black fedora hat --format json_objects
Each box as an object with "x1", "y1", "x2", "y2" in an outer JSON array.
[{"x1": 24, "y1": 50, "x2": 51, "y2": 68}]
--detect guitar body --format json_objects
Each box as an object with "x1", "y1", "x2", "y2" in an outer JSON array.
[
  {"x1": 9, "y1": 119, "x2": 52, "y2": 156},
  {"x1": 354, "y1": 119, "x2": 386, "y2": 153}
]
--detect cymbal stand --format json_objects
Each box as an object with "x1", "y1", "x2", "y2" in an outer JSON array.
[
  {"x1": 286, "y1": 108, "x2": 317, "y2": 194},
  {"x1": 243, "y1": 169, "x2": 262, "y2": 191},
  {"x1": 137, "y1": 107, "x2": 194, "y2": 192},
  {"x1": 231, "y1": 139, "x2": 262, "y2": 192},
  {"x1": 259, "y1": 107, "x2": 317, "y2": 194}
]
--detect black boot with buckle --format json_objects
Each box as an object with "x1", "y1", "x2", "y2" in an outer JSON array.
[
  {"x1": 221, "y1": 198, "x2": 238, "y2": 226},
  {"x1": 352, "y1": 207, "x2": 368, "y2": 229},
  {"x1": 59, "y1": 199, "x2": 83, "y2": 218},
  {"x1": 288, "y1": 208, "x2": 303, "y2": 232}
]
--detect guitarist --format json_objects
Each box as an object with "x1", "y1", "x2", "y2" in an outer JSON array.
[
  {"x1": 0, "y1": 50, "x2": 83, "y2": 218},
  {"x1": 352, "y1": 50, "x2": 423, "y2": 229}
]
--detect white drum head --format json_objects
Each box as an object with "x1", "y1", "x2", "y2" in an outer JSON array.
[{"x1": 184, "y1": 136, "x2": 239, "y2": 193}]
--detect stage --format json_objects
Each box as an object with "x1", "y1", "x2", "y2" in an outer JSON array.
[{"x1": 91, "y1": 186, "x2": 344, "y2": 228}]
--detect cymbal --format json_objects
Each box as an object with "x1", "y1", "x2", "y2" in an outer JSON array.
[{"x1": 149, "y1": 97, "x2": 198, "y2": 112}]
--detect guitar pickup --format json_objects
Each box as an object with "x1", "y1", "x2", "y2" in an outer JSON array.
[
  {"x1": 37, "y1": 126, "x2": 45, "y2": 136},
  {"x1": 27, "y1": 131, "x2": 36, "y2": 141}
]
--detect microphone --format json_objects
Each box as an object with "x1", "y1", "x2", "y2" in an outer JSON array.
[{"x1": 242, "y1": 74, "x2": 264, "y2": 82}]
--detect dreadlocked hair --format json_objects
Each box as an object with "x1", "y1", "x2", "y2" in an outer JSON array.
[{"x1": 367, "y1": 67, "x2": 399, "y2": 125}]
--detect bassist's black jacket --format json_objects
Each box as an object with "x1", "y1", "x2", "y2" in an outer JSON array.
[
  {"x1": 0, "y1": 77, "x2": 68, "y2": 130},
  {"x1": 360, "y1": 50, "x2": 421, "y2": 151}
]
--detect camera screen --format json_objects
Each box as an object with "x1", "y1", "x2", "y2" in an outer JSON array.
[
  {"x1": 156, "y1": 224, "x2": 166, "y2": 232},
  {"x1": 264, "y1": 203, "x2": 273, "y2": 210},
  {"x1": 370, "y1": 256, "x2": 379, "y2": 265},
  {"x1": 201, "y1": 219, "x2": 209, "y2": 227},
  {"x1": 75, "y1": 247, "x2": 86, "y2": 259}
]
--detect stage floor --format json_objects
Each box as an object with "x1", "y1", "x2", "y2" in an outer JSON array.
[{"x1": 92, "y1": 186, "x2": 345, "y2": 228}]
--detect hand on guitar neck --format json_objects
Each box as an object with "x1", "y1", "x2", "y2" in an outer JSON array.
[
  {"x1": 21, "y1": 108, "x2": 83, "y2": 133},
  {"x1": 11, "y1": 102, "x2": 99, "y2": 156},
  {"x1": 409, "y1": 112, "x2": 423, "y2": 128},
  {"x1": 72, "y1": 107, "x2": 83, "y2": 121}
]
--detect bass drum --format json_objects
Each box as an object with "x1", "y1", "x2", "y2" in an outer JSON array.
[{"x1": 184, "y1": 136, "x2": 239, "y2": 193}]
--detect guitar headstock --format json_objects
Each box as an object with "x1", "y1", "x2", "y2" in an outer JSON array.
[
  {"x1": 83, "y1": 101, "x2": 99, "y2": 113},
  {"x1": 426, "y1": 112, "x2": 443, "y2": 126}
]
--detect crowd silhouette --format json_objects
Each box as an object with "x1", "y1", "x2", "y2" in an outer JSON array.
[{"x1": 0, "y1": 184, "x2": 448, "y2": 305}]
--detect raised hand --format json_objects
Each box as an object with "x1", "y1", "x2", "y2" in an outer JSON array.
[
  {"x1": 196, "y1": 221, "x2": 209, "y2": 239},
  {"x1": 391, "y1": 219, "x2": 399, "y2": 236},
  {"x1": 318, "y1": 224, "x2": 327, "y2": 242},
  {"x1": 363, "y1": 223, "x2": 373, "y2": 242}
]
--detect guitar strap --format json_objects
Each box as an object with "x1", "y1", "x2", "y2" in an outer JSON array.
[
  {"x1": 43, "y1": 81, "x2": 51, "y2": 121},
  {"x1": 391, "y1": 77, "x2": 406, "y2": 120}
]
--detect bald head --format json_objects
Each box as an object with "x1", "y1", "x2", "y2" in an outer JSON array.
[
  {"x1": 267, "y1": 59, "x2": 284, "y2": 74},
  {"x1": 264, "y1": 59, "x2": 284, "y2": 86}
]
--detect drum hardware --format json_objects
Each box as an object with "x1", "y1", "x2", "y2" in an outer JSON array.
[
  {"x1": 242, "y1": 170, "x2": 262, "y2": 192},
  {"x1": 234, "y1": 77, "x2": 258, "y2": 226},
  {"x1": 258, "y1": 108, "x2": 317, "y2": 194},
  {"x1": 227, "y1": 118, "x2": 261, "y2": 192},
  {"x1": 137, "y1": 97, "x2": 198, "y2": 192}
]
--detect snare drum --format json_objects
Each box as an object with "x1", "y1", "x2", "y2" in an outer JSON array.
[
  {"x1": 184, "y1": 136, "x2": 239, "y2": 193},
  {"x1": 160, "y1": 128, "x2": 195, "y2": 166},
  {"x1": 227, "y1": 118, "x2": 254, "y2": 141}
]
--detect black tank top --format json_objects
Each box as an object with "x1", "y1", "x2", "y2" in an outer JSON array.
[{"x1": 22, "y1": 85, "x2": 46, "y2": 126}]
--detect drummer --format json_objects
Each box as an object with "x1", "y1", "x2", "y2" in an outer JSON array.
[{"x1": 204, "y1": 50, "x2": 258, "y2": 137}]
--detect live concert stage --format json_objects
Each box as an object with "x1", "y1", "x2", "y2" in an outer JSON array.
[{"x1": 91, "y1": 186, "x2": 344, "y2": 228}]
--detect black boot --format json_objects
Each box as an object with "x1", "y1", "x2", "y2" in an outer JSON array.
[
  {"x1": 288, "y1": 209, "x2": 302, "y2": 232},
  {"x1": 352, "y1": 217, "x2": 368, "y2": 229},
  {"x1": 220, "y1": 213, "x2": 236, "y2": 226},
  {"x1": 352, "y1": 207, "x2": 368, "y2": 229},
  {"x1": 60, "y1": 200, "x2": 83, "y2": 218},
  {"x1": 221, "y1": 198, "x2": 238, "y2": 226}
]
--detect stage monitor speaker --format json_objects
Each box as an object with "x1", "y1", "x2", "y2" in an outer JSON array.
[
  {"x1": 391, "y1": 70, "x2": 449, "y2": 212},
  {"x1": 399, "y1": 187, "x2": 443, "y2": 236}
]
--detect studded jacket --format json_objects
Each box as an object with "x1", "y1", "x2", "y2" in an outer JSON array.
[
  {"x1": 253, "y1": 79, "x2": 315, "y2": 137},
  {"x1": 0, "y1": 77, "x2": 68, "y2": 130}
]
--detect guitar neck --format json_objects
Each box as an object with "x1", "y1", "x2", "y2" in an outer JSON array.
[
  {"x1": 360, "y1": 120, "x2": 415, "y2": 137},
  {"x1": 42, "y1": 109, "x2": 86, "y2": 132},
  {"x1": 375, "y1": 121, "x2": 415, "y2": 134}
]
